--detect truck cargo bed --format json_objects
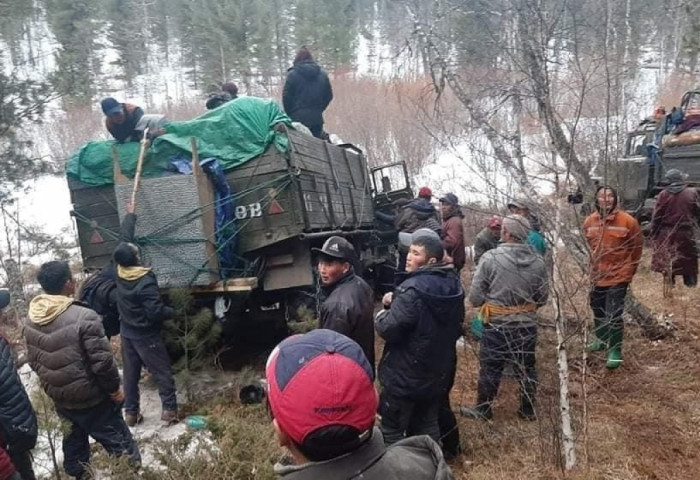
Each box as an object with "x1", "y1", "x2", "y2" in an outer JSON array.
[{"x1": 69, "y1": 129, "x2": 375, "y2": 273}]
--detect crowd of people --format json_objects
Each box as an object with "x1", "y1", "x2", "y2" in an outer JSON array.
[{"x1": 2, "y1": 42, "x2": 699, "y2": 479}]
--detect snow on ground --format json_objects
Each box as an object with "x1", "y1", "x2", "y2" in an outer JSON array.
[{"x1": 18, "y1": 364, "x2": 215, "y2": 478}]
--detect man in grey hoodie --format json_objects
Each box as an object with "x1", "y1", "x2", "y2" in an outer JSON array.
[
  {"x1": 461, "y1": 215, "x2": 549, "y2": 421},
  {"x1": 267, "y1": 329, "x2": 453, "y2": 480}
]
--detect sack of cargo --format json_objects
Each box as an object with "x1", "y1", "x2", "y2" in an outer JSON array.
[{"x1": 663, "y1": 130, "x2": 700, "y2": 148}]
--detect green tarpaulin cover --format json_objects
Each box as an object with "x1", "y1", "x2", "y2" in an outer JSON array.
[{"x1": 66, "y1": 96, "x2": 292, "y2": 186}]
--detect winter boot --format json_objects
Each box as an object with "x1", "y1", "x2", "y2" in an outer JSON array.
[
  {"x1": 459, "y1": 403, "x2": 493, "y2": 420},
  {"x1": 587, "y1": 318, "x2": 608, "y2": 353},
  {"x1": 517, "y1": 379, "x2": 537, "y2": 421},
  {"x1": 161, "y1": 409, "x2": 180, "y2": 426},
  {"x1": 606, "y1": 327, "x2": 623, "y2": 369},
  {"x1": 125, "y1": 412, "x2": 143, "y2": 427}
]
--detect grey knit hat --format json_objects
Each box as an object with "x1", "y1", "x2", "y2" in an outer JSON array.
[
  {"x1": 502, "y1": 214, "x2": 531, "y2": 241},
  {"x1": 664, "y1": 169, "x2": 688, "y2": 183}
]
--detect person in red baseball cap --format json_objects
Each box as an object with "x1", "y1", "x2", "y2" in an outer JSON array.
[
  {"x1": 418, "y1": 186, "x2": 432, "y2": 200},
  {"x1": 473, "y1": 215, "x2": 502, "y2": 266},
  {"x1": 266, "y1": 329, "x2": 453, "y2": 479}
]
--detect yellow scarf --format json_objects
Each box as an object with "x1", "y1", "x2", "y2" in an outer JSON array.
[
  {"x1": 479, "y1": 302, "x2": 538, "y2": 324},
  {"x1": 117, "y1": 265, "x2": 151, "y2": 281},
  {"x1": 28, "y1": 295, "x2": 74, "y2": 326}
]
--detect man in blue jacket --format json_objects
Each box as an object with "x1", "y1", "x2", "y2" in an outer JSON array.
[
  {"x1": 376, "y1": 229, "x2": 464, "y2": 456},
  {"x1": 114, "y1": 205, "x2": 178, "y2": 427}
]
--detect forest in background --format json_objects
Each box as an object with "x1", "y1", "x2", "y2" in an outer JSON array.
[{"x1": 3, "y1": 1, "x2": 700, "y2": 477}]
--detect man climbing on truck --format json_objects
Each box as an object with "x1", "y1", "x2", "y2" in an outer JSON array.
[
  {"x1": 113, "y1": 204, "x2": 179, "y2": 426},
  {"x1": 101, "y1": 97, "x2": 144, "y2": 143}
]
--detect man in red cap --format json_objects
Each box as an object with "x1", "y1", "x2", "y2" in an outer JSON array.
[
  {"x1": 473, "y1": 216, "x2": 502, "y2": 266},
  {"x1": 418, "y1": 186, "x2": 432, "y2": 200},
  {"x1": 266, "y1": 329, "x2": 453, "y2": 479}
]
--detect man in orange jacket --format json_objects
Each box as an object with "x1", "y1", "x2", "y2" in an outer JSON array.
[{"x1": 583, "y1": 186, "x2": 643, "y2": 369}]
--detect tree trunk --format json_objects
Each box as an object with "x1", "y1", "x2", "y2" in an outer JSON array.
[{"x1": 514, "y1": 1, "x2": 592, "y2": 191}]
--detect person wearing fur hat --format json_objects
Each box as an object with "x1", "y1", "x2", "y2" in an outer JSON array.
[
  {"x1": 583, "y1": 186, "x2": 643, "y2": 369},
  {"x1": 283, "y1": 47, "x2": 333, "y2": 138}
]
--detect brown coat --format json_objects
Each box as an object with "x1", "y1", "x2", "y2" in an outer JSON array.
[
  {"x1": 650, "y1": 185, "x2": 700, "y2": 276},
  {"x1": 24, "y1": 303, "x2": 121, "y2": 410},
  {"x1": 442, "y1": 211, "x2": 465, "y2": 270},
  {"x1": 584, "y1": 209, "x2": 643, "y2": 287}
]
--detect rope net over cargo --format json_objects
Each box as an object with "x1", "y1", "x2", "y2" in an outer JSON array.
[{"x1": 73, "y1": 171, "x2": 296, "y2": 287}]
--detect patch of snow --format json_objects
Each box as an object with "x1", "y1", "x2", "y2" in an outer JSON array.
[{"x1": 18, "y1": 364, "x2": 214, "y2": 478}]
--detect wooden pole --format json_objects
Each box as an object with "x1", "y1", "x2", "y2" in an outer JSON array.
[{"x1": 131, "y1": 127, "x2": 150, "y2": 208}]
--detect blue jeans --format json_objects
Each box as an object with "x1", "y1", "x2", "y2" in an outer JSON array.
[
  {"x1": 57, "y1": 400, "x2": 140, "y2": 478},
  {"x1": 122, "y1": 335, "x2": 177, "y2": 414}
]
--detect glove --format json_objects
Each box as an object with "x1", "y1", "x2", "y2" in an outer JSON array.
[
  {"x1": 110, "y1": 389, "x2": 125, "y2": 404},
  {"x1": 470, "y1": 314, "x2": 484, "y2": 340}
]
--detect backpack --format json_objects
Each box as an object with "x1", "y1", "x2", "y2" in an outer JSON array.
[{"x1": 79, "y1": 269, "x2": 120, "y2": 337}]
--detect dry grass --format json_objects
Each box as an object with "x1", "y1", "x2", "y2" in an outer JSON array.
[
  {"x1": 449, "y1": 251, "x2": 700, "y2": 479},
  {"x1": 46, "y1": 253, "x2": 700, "y2": 479}
]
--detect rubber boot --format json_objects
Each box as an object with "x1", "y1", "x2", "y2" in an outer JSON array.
[
  {"x1": 606, "y1": 327, "x2": 623, "y2": 369},
  {"x1": 587, "y1": 318, "x2": 608, "y2": 353}
]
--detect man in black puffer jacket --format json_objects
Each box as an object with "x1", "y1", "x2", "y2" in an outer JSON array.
[
  {"x1": 113, "y1": 205, "x2": 177, "y2": 427},
  {"x1": 283, "y1": 46, "x2": 333, "y2": 138},
  {"x1": 0, "y1": 290, "x2": 37, "y2": 480},
  {"x1": 376, "y1": 229, "x2": 464, "y2": 451}
]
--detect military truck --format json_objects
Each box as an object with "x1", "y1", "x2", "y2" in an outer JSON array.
[
  {"x1": 67, "y1": 98, "x2": 410, "y2": 339},
  {"x1": 607, "y1": 93, "x2": 700, "y2": 222}
]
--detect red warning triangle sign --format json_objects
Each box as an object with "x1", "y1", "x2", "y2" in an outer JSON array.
[
  {"x1": 90, "y1": 230, "x2": 104, "y2": 244},
  {"x1": 268, "y1": 199, "x2": 284, "y2": 215}
]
